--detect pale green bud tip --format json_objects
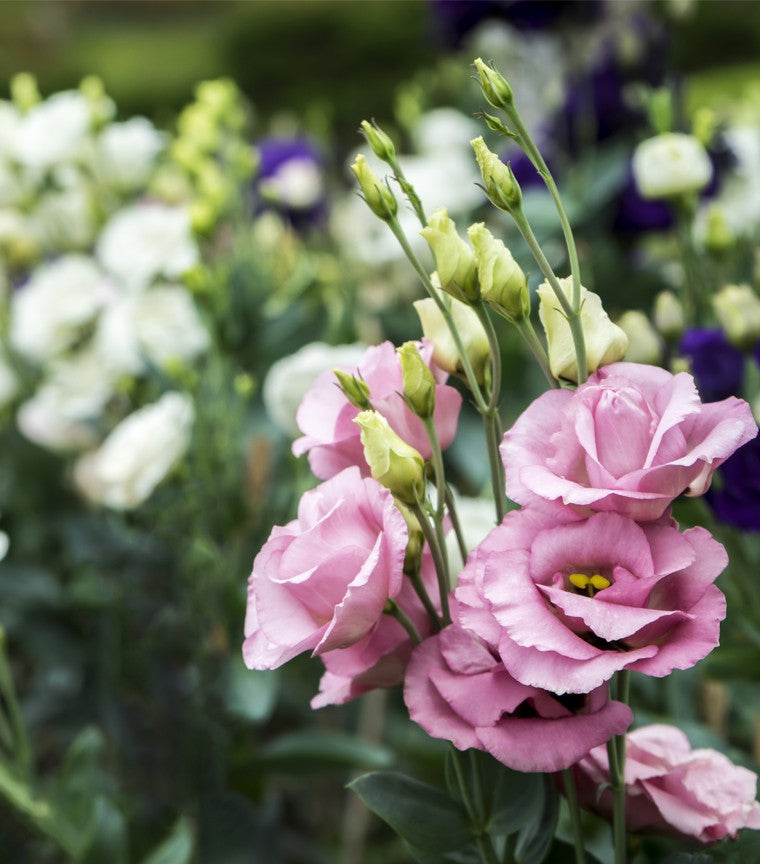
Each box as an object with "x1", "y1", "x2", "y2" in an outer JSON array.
[
  {"x1": 468, "y1": 222, "x2": 528, "y2": 322},
  {"x1": 420, "y1": 208, "x2": 479, "y2": 304},
  {"x1": 354, "y1": 410, "x2": 425, "y2": 504},
  {"x1": 713, "y1": 284, "x2": 760, "y2": 348},
  {"x1": 10, "y1": 72, "x2": 40, "y2": 111},
  {"x1": 397, "y1": 342, "x2": 436, "y2": 419},
  {"x1": 334, "y1": 368, "x2": 372, "y2": 410},
  {"x1": 473, "y1": 58, "x2": 513, "y2": 110},
  {"x1": 470, "y1": 137, "x2": 521, "y2": 212},
  {"x1": 653, "y1": 290, "x2": 684, "y2": 340},
  {"x1": 350, "y1": 154, "x2": 397, "y2": 220},
  {"x1": 360, "y1": 120, "x2": 396, "y2": 162}
]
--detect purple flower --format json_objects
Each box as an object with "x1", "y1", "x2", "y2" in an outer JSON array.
[
  {"x1": 679, "y1": 328, "x2": 745, "y2": 403},
  {"x1": 707, "y1": 436, "x2": 760, "y2": 531},
  {"x1": 253, "y1": 137, "x2": 326, "y2": 227}
]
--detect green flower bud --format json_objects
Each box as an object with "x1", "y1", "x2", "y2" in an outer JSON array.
[
  {"x1": 713, "y1": 283, "x2": 760, "y2": 348},
  {"x1": 468, "y1": 222, "x2": 529, "y2": 322},
  {"x1": 350, "y1": 154, "x2": 397, "y2": 221},
  {"x1": 617, "y1": 310, "x2": 663, "y2": 365},
  {"x1": 10, "y1": 73, "x2": 40, "y2": 112},
  {"x1": 333, "y1": 368, "x2": 371, "y2": 410},
  {"x1": 397, "y1": 341, "x2": 435, "y2": 419},
  {"x1": 394, "y1": 499, "x2": 425, "y2": 575},
  {"x1": 653, "y1": 290, "x2": 684, "y2": 341},
  {"x1": 471, "y1": 137, "x2": 522, "y2": 212},
  {"x1": 420, "y1": 208, "x2": 478, "y2": 304},
  {"x1": 355, "y1": 410, "x2": 425, "y2": 505},
  {"x1": 473, "y1": 58, "x2": 513, "y2": 111},
  {"x1": 360, "y1": 120, "x2": 396, "y2": 163},
  {"x1": 704, "y1": 205, "x2": 733, "y2": 254}
]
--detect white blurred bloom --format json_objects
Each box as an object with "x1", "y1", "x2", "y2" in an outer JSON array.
[
  {"x1": 10, "y1": 255, "x2": 112, "y2": 362},
  {"x1": 96, "y1": 202, "x2": 198, "y2": 289},
  {"x1": 699, "y1": 127, "x2": 760, "y2": 237},
  {"x1": 17, "y1": 350, "x2": 115, "y2": 451},
  {"x1": 0, "y1": 163, "x2": 25, "y2": 207},
  {"x1": 94, "y1": 117, "x2": 166, "y2": 192},
  {"x1": 14, "y1": 91, "x2": 92, "y2": 171},
  {"x1": 0, "y1": 531, "x2": 8, "y2": 562},
  {"x1": 412, "y1": 109, "x2": 481, "y2": 156},
  {"x1": 73, "y1": 391, "x2": 194, "y2": 509},
  {"x1": 632, "y1": 133, "x2": 713, "y2": 200},
  {"x1": 445, "y1": 493, "x2": 498, "y2": 576},
  {"x1": 0, "y1": 101, "x2": 21, "y2": 159},
  {"x1": 259, "y1": 158, "x2": 324, "y2": 210},
  {"x1": 95, "y1": 285, "x2": 209, "y2": 375},
  {"x1": 33, "y1": 181, "x2": 97, "y2": 251},
  {"x1": 263, "y1": 341, "x2": 366, "y2": 437}
]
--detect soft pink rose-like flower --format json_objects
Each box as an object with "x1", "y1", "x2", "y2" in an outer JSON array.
[
  {"x1": 312, "y1": 558, "x2": 439, "y2": 708},
  {"x1": 243, "y1": 466, "x2": 407, "y2": 670},
  {"x1": 501, "y1": 362, "x2": 757, "y2": 521},
  {"x1": 403, "y1": 609, "x2": 632, "y2": 773},
  {"x1": 293, "y1": 339, "x2": 462, "y2": 480},
  {"x1": 456, "y1": 508, "x2": 727, "y2": 695},
  {"x1": 576, "y1": 724, "x2": 760, "y2": 842}
]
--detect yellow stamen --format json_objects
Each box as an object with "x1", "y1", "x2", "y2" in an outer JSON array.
[
  {"x1": 569, "y1": 573, "x2": 590, "y2": 590},
  {"x1": 590, "y1": 574, "x2": 611, "y2": 591}
]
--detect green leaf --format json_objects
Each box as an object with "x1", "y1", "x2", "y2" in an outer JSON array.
[
  {"x1": 348, "y1": 771, "x2": 472, "y2": 856},
  {"x1": 542, "y1": 839, "x2": 603, "y2": 864},
  {"x1": 140, "y1": 816, "x2": 194, "y2": 864},
  {"x1": 224, "y1": 656, "x2": 279, "y2": 724},
  {"x1": 254, "y1": 730, "x2": 393, "y2": 775},
  {"x1": 514, "y1": 774, "x2": 559, "y2": 864}
]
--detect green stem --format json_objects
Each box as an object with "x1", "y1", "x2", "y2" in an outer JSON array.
[
  {"x1": 450, "y1": 748, "x2": 500, "y2": 864},
  {"x1": 483, "y1": 412, "x2": 506, "y2": 523},
  {"x1": 514, "y1": 318, "x2": 559, "y2": 389},
  {"x1": 562, "y1": 768, "x2": 587, "y2": 864},
  {"x1": 502, "y1": 833, "x2": 517, "y2": 864},
  {"x1": 411, "y1": 502, "x2": 451, "y2": 626},
  {"x1": 606, "y1": 670, "x2": 631, "y2": 864},
  {"x1": 408, "y1": 568, "x2": 441, "y2": 632},
  {"x1": 387, "y1": 155, "x2": 427, "y2": 227},
  {"x1": 383, "y1": 599, "x2": 422, "y2": 644},
  {"x1": 0, "y1": 634, "x2": 31, "y2": 779},
  {"x1": 674, "y1": 198, "x2": 704, "y2": 326},
  {"x1": 444, "y1": 485, "x2": 469, "y2": 566},
  {"x1": 475, "y1": 834, "x2": 501, "y2": 864},
  {"x1": 423, "y1": 418, "x2": 447, "y2": 521},
  {"x1": 473, "y1": 302, "x2": 502, "y2": 411}
]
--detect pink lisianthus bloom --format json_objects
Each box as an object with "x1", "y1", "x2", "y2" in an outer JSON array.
[
  {"x1": 456, "y1": 508, "x2": 727, "y2": 695},
  {"x1": 403, "y1": 602, "x2": 632, "y2": 773},
  {"x1": 575, "y1": 724, "x2": 760, "y2": 842},
  {"x1": 292, "y1": 339, "x2": 462, "y2": 480},
  {"x1": 501, "y1": 362, "x2": 757, "y2": 521},
  {"x1": 312, "y1": 556, "x2": 440, "y2": 708},
  {"x1": 243, "y1": 466, "x2": 407, "y2": 670}
]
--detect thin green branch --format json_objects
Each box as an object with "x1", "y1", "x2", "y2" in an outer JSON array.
[
  {"x1": 562, "y1": 768, "x2": 587, "y2": 864},
  {"x1": 383, "y1": 599, "x2": 422, "y2": 644},
  {"x1": 411, "y1": 501, "x2": 451, "y2": 626}
]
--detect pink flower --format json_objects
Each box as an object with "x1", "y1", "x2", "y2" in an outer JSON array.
[
  {"x1": 576, "y1": 724, "x2": 760, "y2": 842},
  {"x1": 293, "y1": 340, "x2": 462, "y2": 480},
  {"x1": 501, "y1": 362, "x2": 757, "y2": 521},
  {"x1": 243, "y1": 466, "x2": 407, "y2": 670},
  {"x1": 456, "y1": 508, "x2": 727, "y2": 695},
  {"x1": 312, "y1": 559, "x2": 439, "y2": 708},
  {"x1": 403, "y1": 612, "x2": 632, "y2": 773}
]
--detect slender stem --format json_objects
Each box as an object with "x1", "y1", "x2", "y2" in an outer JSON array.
[
  {"x1": 502, "y1": 834, "x2": 517, "y2": 864},
  {"x1": 473, "y1": 302, "x2": 502, "y2": 412},
  {"x1": 0, "y1": 634, "x2": 31, "y2": 779},
  {"x1": 483, "y1": 412, "x2": 506, "y2": 523},
  {"x1": 408, "y1": 569, "x2": 441, "y2": 632},
  {"x1": 450, "y1": 748, "x2": 500, "y2": 864},
  {"x1": 674, "y1": 198, "x2": 704, "y2": 326},
  {"x1": 562, "y1": 768, "x2": 587, "y2": 864},
  {"x1": 423, "y1": 418, "x2": 447, "y2": 521},
  {"x1": 411, "y1": 502, "x2": 451, "y2": 625},
  {"x1": 443, "y1": 485, "x2": 469, "y2": 569},
  {"x1": 475, "y1": 834, "x2": 501, "y2": 864},
  {"x1": 383, "y1": 599, "x2": 422, "y2": 644},
  {"x1": 386, "y1": 217, "x2": 490, "y2": 413},
  {"x1": 607, "y1": 670, "x2": 631, "y2": 864},
  {"x1": 387, "y1": 156, "x2": 427, "y2": 227},
  {"x1": 469, "y1": 750, "x2": 487, "y2": 825},
  {"x1": 515, "y1": 318, "x2": 559, "y2": 389}
]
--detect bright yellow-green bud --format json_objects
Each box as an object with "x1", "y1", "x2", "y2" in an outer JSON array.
[
  {"x1": 473, "y1": 58, "x2": 514, "y2": 111},
  {"x1": 617, "y1": 310, "x2": 663, "y2": 365},
  {"x1": 178, "y1": 104, "x2": 220, "y2": 154},
  {"x1": 10, "y1": 73, "x2": 40, "y2": 112},
  {"x1": 79, "y1": 75, "x2": 115, "y2": 125},
  {"x1": 355, "y1": 410, "x2": 425, "y2": 505},
  {"x1": 538, "y1": 277, "x2": 628, "y2": 383},
  {"x1": 471, "y1": 137, "x2": 522, "y2": 212},
  {"x1": 420, "y1": 208, "x2": 478, "y2": 304},
  {"x1": 648, "y1": 87, "x2": 673, "y2": 135},
  {"x1": 196, "y1": 79, "x2": 237, "y2": 115},
  {"x1": 350, "y1": 154, "x2": 397, "y2": 221},
  {"x1": 234, "y1": 372, "x2": 256, "y2": 399},
  {"x1": 414, "y1": 290, "x2": 490, "y2": 385},
  {"x1": 394, "y1": 499, "x2": 425, "y2": 575},
  {"x1": 190, "y1": 198, "x2": 218, "y2": 235},
  {"x1": 360, "y1": 120, "x2": 396, "y2": 163},
  {"x1": 692, "y1": 107, "x2": 717, "y2": 147},
  {"x1": 334, "y1": 369, "x2": 372, "y2": 411},
  {"x1": 704, "y1": 205, "x2": 733, "y2": 254},
  {"x1": 397, "y1": 341, "x2": 436, "y2": 419},
  {"x1": 653, "y1": 290, "x2": 684, "y2": 341},
  {"x1": 468, "y1": 222, "x2": 528, "y2": 322},
  {"x1": 480, "y1": 112, "x2": 512, "y2": 137},
  {"x1": 713, "y1": 283, "x2": 760, "y2": 348}
]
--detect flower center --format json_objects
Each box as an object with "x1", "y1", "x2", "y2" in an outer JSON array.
[{"x1": 567, "y1": 571, "x2": 611, "y2": 597}]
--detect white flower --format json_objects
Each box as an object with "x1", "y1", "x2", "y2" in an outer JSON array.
[
  {"x1": 10, "y1": 255, "x2": 112, "y2": 362},
  {"x1": 0, "y1": 101, "x2": 21, "y2": 159},
  {"x1": 258, "y1": 158, "x2": 324, "y2": 210},
  {"x1": 33, "y1": 181, "x2": 97, "y2": 251},
  {"x1": 632, "y1": 132, "x2": 713, "y2": 200},
  {"x1": 96, "y1": 202, "x2": 198, "y2": 289},
  {"x1": 17, "y1": 350, "x2": 116, "y2": 451},
  {"x1": 94, "y1": 117, "x2": 166, "y2": 192},
  {"x1": 412, "y1": 109, "x2": 481, "y2": 156},
  {"x1": 95, "y1": 285, "x2": 209, "y2": 375},
  {"x1": 263, "y1": 341, "x2": 366, "y2": 437},
  {"x1": 73, "y1": 392, "x2": 194, "y2": 509},
  {"x1": 14, "y1": 91, "x2": 92, "y2": 171}
]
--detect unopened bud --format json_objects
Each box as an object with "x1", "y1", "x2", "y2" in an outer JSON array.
[
  {"x1": 713, "y1": 283, "x2": 760, "y2": 348},
  {"x1": 397, "y1": 342, "x2": 435, "y2": 419},
  {"x1": 420, "y1": 208, "x2": 478, "y2": 303},
  {"x1": 334, "y1": 368, "x2": 371, "y2": 410},
  {"x1": 653, "y1": 290, "x2": 684, "y2": 341},
  {"x1": 704, "y1": 205, "x2": 733, "y2": 254},
  {"x1": 360, "y1": 120, "x2": 396, "y2": 163},
  {"x1": 394, "y1": 499, "x2": 425, "y2": 575},
  {"x1": 471, "y1": 137, "x2": 522, "y2": 212},
  {"x1": 617, "y1": 310, "x2": 663, "y2": 365},
  {"x1": 480, "y1": 112, "x2": 513, "y2": 138},
  {"x1": 468, "y1": 222, "x2": 528, "y2": 322},
  {"x1": 473, "y1": 58, "x2": 513, "y2": 111},
  {"x1": 10, "y1": 72, "x2": 40, "y2": 112},
  {"x1": 355, "y1": 410, "x2": 425, "y2": 505},
  {"x1": 350, "y1": 154, "x2": 397, "y2": 221}
]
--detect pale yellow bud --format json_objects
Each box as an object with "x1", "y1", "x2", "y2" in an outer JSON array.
[
  {"x1": 617, "y1": 310, "x2": 663, "y2": 365},
  {"x1": 397, "y1": 342, "x2": 435, "y2": 419},
  {"x1": 473, "y1": 58, "x2": 513, "y2": 111},
  {"x1": 537, "y1": 278, "x2": 628, "y2": 382},
  {"x1": 354, "y1": 410, "x2": 425, "y2": 504},
  {"x1": 653, "y1": 290, "x2": 684, "y2": 341},
  {"x1": 420, "y1": 208, "x2": 478, "y2": 304},
  {"x1": 713, "y1": 283, "x2": 760, "y2": 348},
  {"x1": 471, "y1": 137, "x2": 522, "y2": 212},
  {"x1": 468, "y1": 222, "x2": 528, "y2": 322},
  {"x1": 333, "y1": 369, "x2": 371, "y2": 411},
  {"x1": 360, "y1": 120, "x2": 396, "y2": 163},
  {"x1": 350, "y1": 154, "x2": 397, "y2": 221}
]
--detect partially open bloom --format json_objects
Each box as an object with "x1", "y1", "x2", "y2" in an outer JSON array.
[
  {"x1": 455, "y1": 508, "x2": 727, "y2": 695},
  {"x1": 576, "y1": 725, "x2": 760, "y2": 842},
  {"x1": 413, "y1": 295, "x2": 490, "y2": 384},
  {"x1": 632, "y1": 133, "x2": 713, "y2": 200},
  {"x1": 243, "y1": 466, "x2": 407, "y2": 670},
  {"x1": 293, "y1": 340, "x2": 461, "y2": 481},
  {"x1": 501, "y1": 362, "x2": 757, "y2": 521}
]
